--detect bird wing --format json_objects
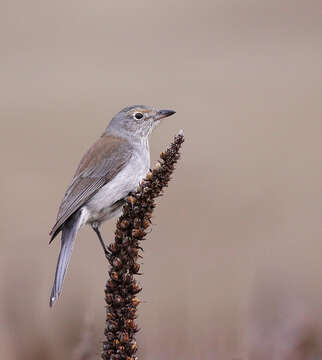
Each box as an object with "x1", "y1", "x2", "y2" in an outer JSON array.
[{"x1": 49, "y1": 135, "x2": 132, "y2": 241}]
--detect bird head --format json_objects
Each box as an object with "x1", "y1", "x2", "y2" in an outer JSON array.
[{"x1": 107, "y1": 105, "x2": 176, "y2": 139}]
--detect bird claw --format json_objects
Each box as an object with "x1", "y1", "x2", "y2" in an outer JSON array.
[{"x1": 104, "y1": 249, "x2": 111, "y2": 261}]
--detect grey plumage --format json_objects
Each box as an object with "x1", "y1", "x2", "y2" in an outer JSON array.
[
  {"x1": 50, "y1": 212, "x2": 82, "y2": 306},
  {"x1": 49, "y1": 105, "x2": 175, "y2": 306},
  {"x1": 50, "y1": 136, "x2": 132, "y2": 241}
]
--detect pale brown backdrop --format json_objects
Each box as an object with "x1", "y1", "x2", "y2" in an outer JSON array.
[{"x1": 1, "y1": 1, "x2": 321, "y2": 359}]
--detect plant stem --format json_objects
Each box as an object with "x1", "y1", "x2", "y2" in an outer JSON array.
[{"x1": 101, "y1": 131, "x2": 184, "y2": 360}]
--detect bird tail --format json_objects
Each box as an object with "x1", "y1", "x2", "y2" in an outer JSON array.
[{"x1": 49, "y1": 212, "x2": 82, "y2": 307}]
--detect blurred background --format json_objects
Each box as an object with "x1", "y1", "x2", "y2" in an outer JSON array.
[{"x1": 1, "y1": 0, "x2": 321, "y2": 359}]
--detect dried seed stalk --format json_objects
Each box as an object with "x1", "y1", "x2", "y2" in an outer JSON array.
[{"x1": 102, "y1": 131, "x2": 184, "y2": 360}]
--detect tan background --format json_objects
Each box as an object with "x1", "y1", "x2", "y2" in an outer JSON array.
[{"x1": 1, "y1": 1, "x2": 321, "y2": 359}]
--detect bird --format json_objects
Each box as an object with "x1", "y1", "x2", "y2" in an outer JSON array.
[{"x1": 49, "y1": 105, "x2": 176, "y2": 307}]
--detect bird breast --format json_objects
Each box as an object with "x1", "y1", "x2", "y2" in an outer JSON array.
[{"x1": 83, "y1": 145, "x2": 150, "y2": 224}]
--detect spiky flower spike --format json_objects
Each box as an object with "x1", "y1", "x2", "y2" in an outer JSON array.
[{"x1": 102, "y1": 131, "x2": 184, "y2": 360}]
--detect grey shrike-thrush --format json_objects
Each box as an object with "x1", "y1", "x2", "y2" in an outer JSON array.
[{"x1": 49, "y1": 105, "x2": 176, "y2": 306}]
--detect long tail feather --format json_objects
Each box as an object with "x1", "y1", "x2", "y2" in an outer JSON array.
[{"x1": 49, "y1": 212, "x2": 82, "y2": 307}]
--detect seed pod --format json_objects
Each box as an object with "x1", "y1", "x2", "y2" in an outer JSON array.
[
  {"x1": 125, "y1": 319, "x2": 135, "y2": 329},
  {"x1": 118, "y1": 345, "x2": 125, "y2": 353},
  {"x1": 111, "y1": 271, "x2": 119, "y2": 280},
  {"x1": 108, "y1": 321, "x2": 117, "y2": 332},
  {"x1": 128, "y1": 307, "x2": 137, "y2": 319},
  {"x1": 131, "y1": 297, "x2": 140, "y2": 307},
  {"x1": 106, "y1": 312, "x2": 115, "y2": 321},
  {"x1": 119, "y1": 332, "x2": 129, "y2": 343},
  {"x1": 105, "y1": 293, "x2": 113, "y2": 304},
  {"x1": 122, "y1": 273, "x2": 133, "y2": 284},
  {"x1": 113, "y1": 339, "x2": 120, "y2": 347},
  {"x1": 142, "y1": 218, "x2": 150, "y2": 229},
  {"x1": 127, "y1": 196, "x2": 136, "y2": 205},
  {"x1": 128, "y1": 247, "x2": 139, "y2": 257},
  {"x1": 122, "y1": 237, "x2": 130, "y2": 247},
  {"x1": 109, "y1": 242, "x2": 118, "y2": 254},
  {"x1": 107, "y1": 279, "x2": 116, "y2": 290},
  {"x1": 132, "y1": 229, "x2": 146, "y2": 238},
  {"x1": 112, "y1": 257, "x2": 122, "y2": 269},
  {"x1": 130, "y1": 340, "x2": 138, "y2": 352},
  {"x1": 131, "y1": 263, "x2": 140, "y2": 274},
  {"x1": 115, "y1": 229, "x2": 123, "y2": 239},
  {"x1": 106, "y1": 332, "x2": 114, "y2": 341},
  {"x1": 110, "y1": 354, "x2": 120, "y2": 360},
  {"x1": 113, "y1": 295, "x2": 122, "y2": 306},
  {"x1": 120, "y1": 220, "x2": 129, "y2": 229},
  {"x1": 133, "y1": 218, "x2": 141, "y2": 229},
  {"x1": 145, "y1": 212, "x2": 152, "y2": 220},
  {"x1": 131, "y1": 282, "x2": 142, "y2": 294}
]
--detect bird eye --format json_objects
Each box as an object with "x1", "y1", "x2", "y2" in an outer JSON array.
[{"x1": 134, "y1": 112, "x2": 143, "y2": 119}]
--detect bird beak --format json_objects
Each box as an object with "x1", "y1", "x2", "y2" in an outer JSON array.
[{"x1": 155, "y1": 109, "x2": 176, "y2": 121}]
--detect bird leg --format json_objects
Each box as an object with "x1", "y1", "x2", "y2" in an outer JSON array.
[{"x1": 91, "y1": 224, "x2": 111, "y2": 260}]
